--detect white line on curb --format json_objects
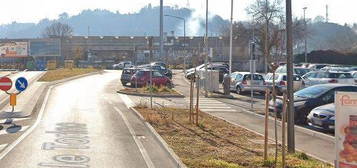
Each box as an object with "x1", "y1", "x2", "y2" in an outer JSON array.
[
  {"x1": 0, "y1": 144, "x2": 7, "y2": 151},
  {"x1": 114, "y1": 106, "x2": 155, "y2": 168}
]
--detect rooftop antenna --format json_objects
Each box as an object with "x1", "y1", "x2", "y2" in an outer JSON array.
[
  {"x1": 325, "y1": 5, "x2": 329, "y2": 23},
  {"x1": 186, "y1": 0, "x2": 190, "y2": 8}
]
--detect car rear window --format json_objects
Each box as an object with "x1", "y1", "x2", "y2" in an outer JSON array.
[
  {"x1": 329, "y1": 73, "x2": 353, "y2": 78},
  {"x1": 244, "y1": 74, "x2": 264, "y2": 80},
  {"x1": 282, "y1": 75, "x2": 301, "y2": 81},
  {"x1": 123, "y1": 69, "x2": 132, "y2": 74}
]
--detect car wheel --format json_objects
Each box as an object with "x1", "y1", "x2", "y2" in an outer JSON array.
[
  {"x1": 166, "y1": 82, "x2": 172, "y2": 89},
  {"x1": 295, "y1": 113, "x2": 307, "y2": 125},
  {"x1": 274, "y1": 87, "x2": 283, "y2": 96},
  {"x1": 236, "y1": 86, "x2": 242, "y2": 95}
]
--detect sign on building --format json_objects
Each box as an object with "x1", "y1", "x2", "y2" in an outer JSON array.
[
  {"x1": 335, "y1": 92, "x2": 357, "y2": 168},
  {"x1": 0, "y1": 42, "x2": 28, "y2": 57},
  {"x1": 29, "y1": 39, "x2": 60, "y2": 57}
]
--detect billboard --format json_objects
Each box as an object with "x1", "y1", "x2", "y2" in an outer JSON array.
[
  {"x1": 336, "y1": 92, "x2": 357, "y2": 168},
  {"x1": 30, "y1": 39, "x2": 60, "y2": 57},
  {"x1": 0, "y1": 42, "x2": 28, "y2": 57}
]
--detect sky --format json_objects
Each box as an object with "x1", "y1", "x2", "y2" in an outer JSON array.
[{"x1": 0, "y1": 0, "x2": 356, "y2": 25}]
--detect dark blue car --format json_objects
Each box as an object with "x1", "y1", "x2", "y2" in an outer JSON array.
[{"x1": 269, "y1": 84, "x2": 357, "y2": 124}]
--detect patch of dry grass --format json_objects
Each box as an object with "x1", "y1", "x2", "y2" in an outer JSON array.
[
  {"x1": 39, "y1": 68, "x2": 99, "y2": 82},
  {"x1": 119, "y1": 85, "x2": 180, "y2": 96},
  {"x1": 135, "y1": 106, "x2": 333, "y2": 168}
]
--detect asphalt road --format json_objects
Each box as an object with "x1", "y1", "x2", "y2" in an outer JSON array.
[{"x1": 0, "y1": 70, "x2": 177, "y2": 168}]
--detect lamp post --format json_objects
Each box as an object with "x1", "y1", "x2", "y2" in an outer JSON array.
[
  {"x1": 303, "y1": 7, "x2": 308, "y2": 63},
  {"x1": 286, "y1": 0, "x2": 295, "y2": 153},
  {"x1": 160, "y1": 0, "x2": 164, "y2": 61},
  {"x1": 229, "y1": 0, "x2": 233, "y2": 75},
  {"x1": 164, "y1": 15, "x2": 186, "y2": 73},
  {"x1": 204, "y1": 0, "x2": 209, "y2": 97}
]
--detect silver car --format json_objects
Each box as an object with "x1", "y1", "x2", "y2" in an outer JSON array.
[
  {"x1": 225, "y1": 72, "x2": 266, "y2": 95},
  {"x1": 307, "y1": 103, "x2": 335, "y2": 131}
]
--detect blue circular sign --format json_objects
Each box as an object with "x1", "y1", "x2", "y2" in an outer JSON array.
[{"x1": 15, "y1": 77, "x2": 28, "y2": 92}]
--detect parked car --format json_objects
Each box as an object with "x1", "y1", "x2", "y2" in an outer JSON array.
[
  {"x1": 307, "y1": 64, "x2": 328, "y2": 71},
  {"x1": 265, "y1": 73, "x2": 304, "y2": 95},
  {"x1": 307, "y1": 103, "x2": 335, "y2": 131},
  {"x1": 151, "y1": 62, "x2": 167, "y2": 68},
  {"x1": 120, "y1": 67, "x2": 138, "y2": 86},
  {"x1": 320, "y1": 65, "x2": 351, "y2": 72},
  {"x1": 224, "y1": 72, "x2": 266, "y2": 95},
  {"x1": 185, "y1": 63, "x2": 229, "y2": 82},
  {"x1": 269, "y1": 84, "x2": 357, "y2": 124},
  {"x1": 130, "y1": 69, "x2": 172, "y2": 88},
  {"x1": 302, "y1": 71, "x2": 355, "y2": 87},
  {"x1": 138, "y1": 64, "x2": 172, "y2": 79},
  {"x1": 113, "y1": 61, "x2": 133, "y2": 70},
  {"x1": 350, "y1": 71, "x2": 357, "y2": 84},
  {"x1": 275, "y1": 66, "x2": 310, "y2": 76}
]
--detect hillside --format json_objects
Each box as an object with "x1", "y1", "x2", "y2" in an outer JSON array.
[{"x1": 0, "y1": 5, "x2": 228, "y2": 38}]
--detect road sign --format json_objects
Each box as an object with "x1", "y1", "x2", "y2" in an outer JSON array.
[
  {"x1": 15, "y1": 77, "x2": 28, "y2": 92},
  {"x1": 0, "y1": 77, "x2": 12, "y2": 91},
  {"x1": 10, "y1": 93, "x2": 16, "y2": 106}
]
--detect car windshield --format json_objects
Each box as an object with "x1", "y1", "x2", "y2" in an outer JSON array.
[
  {"x1": 294, "y1": 85, "x2": 331, "y2": 98},
  {"x1": 329, "y1": 73, "x2": 353, "y2": 78}
]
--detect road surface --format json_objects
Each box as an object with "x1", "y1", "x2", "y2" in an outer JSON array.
[{"x1": 0, "y1": 70, "x2": 177, "y2": 168}]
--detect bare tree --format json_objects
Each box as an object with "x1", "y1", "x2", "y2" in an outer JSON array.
[
  {"x1": 42, "y1": 22, "x2": 73, "y2": 38},
  {"x1": 246, "y1": 0, "x2": 283, "y2": 72}
]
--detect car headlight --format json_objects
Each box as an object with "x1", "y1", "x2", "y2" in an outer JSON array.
[
  {"x1": 294, "y1": 101, "x2": 306, "y2": 107},
  {"x1": 329, "y1": 116, "x2": 335, "y2": 121}
]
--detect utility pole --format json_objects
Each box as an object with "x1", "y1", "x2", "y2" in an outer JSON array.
[
  {"x1": 229, "y1": 0, "x2": 233, "y2": 75},
  {"x1": 149, "y1": 37, "x2": 154, "y2": 109},
  {"x1": 326, "y1": 5, "x2": 329, "y2": 23},
  {"x1": 160, "y1": 0, "x2": 164, "y2": 61},
  {"x1": 204, "y1": 0, "x2": 209, "y2": 97},
  {"x1": 164, "y1": 15, "x2": 186, "y2": 73},
  {"x1": 303, "y1": 7, "x2": 308, "y2": 63},
  {"x1": 286, "y1": 0, "x2": 295, "y2": 153},
  {"x1": 264, "y1": 0, "x2": 269, "y2": 73}
]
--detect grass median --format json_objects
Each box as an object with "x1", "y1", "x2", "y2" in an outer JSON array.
[
  {"x1": 135, "y1": 106, "x2": 333, "y2": 168},
  {"x1": 118, "y1": 85, "x2": 182, "y2": 96},
  {"x1": 38, "y1": 68, "x2": 99, "y2": 82}
]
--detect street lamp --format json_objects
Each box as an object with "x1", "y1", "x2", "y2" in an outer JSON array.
[
  {"x1": 303, "y1": 7, "x2": 308, "y2": 63},
  {"x1": 229, "y1": 0, "x2": 233, "y2": 75},
  {"x1": 164, "y1": 14, "x2": 186, "y2": 73}
]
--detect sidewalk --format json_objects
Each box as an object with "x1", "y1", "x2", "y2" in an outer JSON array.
[{"x1": 170, "y1": 71, "x2": 335, "y2": 164}]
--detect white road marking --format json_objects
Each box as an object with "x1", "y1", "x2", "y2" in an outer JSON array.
[
  {"x1": 0, "y1": 86, "x2": 52, "y2": 160},
  {"x1": 202, "y1": 109, "x2": 236, "y2": 112},
  {"x1": 0, "y1": 144, "x2": 7, "y2": 151},
  {"x1": 0, "y1": 125, "x2": 30, "y2": 136},
  {"x1": 114, "y1": 107, "x2": 155, "y2": 168},
  {"x1": 119, "y1": 93, "x2": 135, "y2": 108},
  {"x1": 198, "y1": 103, "x2": 227, "y2": 106},
  {"x1": 199, "y1": 106, "x2": 233, "y2": 109}
]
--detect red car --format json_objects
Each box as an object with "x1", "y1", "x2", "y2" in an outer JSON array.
[{"x1": 130, "y1": 70, "x2": 172, "y2": 88}]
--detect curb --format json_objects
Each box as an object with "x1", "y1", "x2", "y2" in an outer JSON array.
[
  {"x1": 117, "y1": 90, "x2": 185, "y2": 98},
  {"x1": 233, "y1": 104, "x2": 334, "y2": 142},
  {"x1": 130, "y1": 107, "x2": 187, "y2": 168}
]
